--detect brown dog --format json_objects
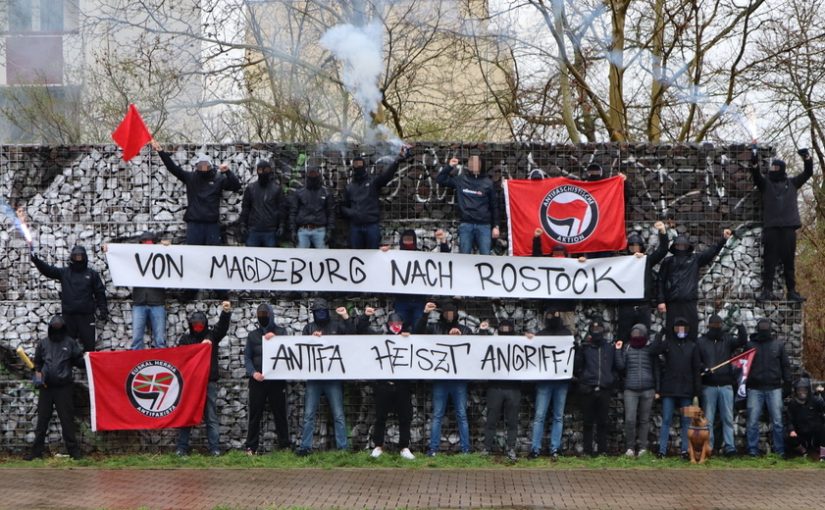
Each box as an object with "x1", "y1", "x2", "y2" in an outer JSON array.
[{"x1": 682, "y1": 405, "x2": 712, "y2": 464}]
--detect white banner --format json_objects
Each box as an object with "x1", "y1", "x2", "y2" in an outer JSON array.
[
  {"x1": 104, "y1": 244, "x2": 645, "y2": 299},
  {"x1": 261, "y1": 334, "x2": 575, "y2": 380}
]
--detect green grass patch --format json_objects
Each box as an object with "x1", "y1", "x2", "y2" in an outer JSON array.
[{"x1": 1, "y1": 450, "x2": 823, "y2": 470}]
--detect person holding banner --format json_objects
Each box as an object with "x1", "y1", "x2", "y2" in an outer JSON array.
[
  {"x1": 175, "y1": 301, "x2": 232, "y2": 457},
  {"x1": 240, "y1": 160, "x2": 286, "y2": 247},
  {"x1": 616, "y1": 323, "x2": 659, "y2": 457},
  {"x1": 31, "y1": 245, "x2": 107, "y2": 352},
  {"x1": 296, "y1": 298, "x2": 353, "y2": 456},
  {"x1": 25, "y1": 315, "x2": 85, "y2": 461},
  {"x1": 786, "y1": 375, "x2": 825, "y2": 460},
  {"x1": 697, "y1": 315, "x2": 747, "y2": 456},
  {"x1": 243, "y1": 304, "x2": 291, "y2": 454},
  {"x1": 436, "y1": 156, "x2": 499, "y2": 255},
  {"x1": 416, "y1": 300, "x2": 472, "y2": 456},
  {"x1": 745, "y1": 318, "x2": 791, "y2": 457},
  {"x1": 480, "y1": 319, "x2": 522, "y2": 462},
  {"x1": 289, "y1": 167, "x2": 335, "y2": 249}
]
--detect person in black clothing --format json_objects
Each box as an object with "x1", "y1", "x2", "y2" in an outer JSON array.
[
  {"x1": 31, "y1": 245, "x2": 107, "y2": 352},
  {"x1": 356, "y1": 310, "x2": 416, "y2": 460},
  {"x1": 745, "y1": 318, "x2": 791, "y2": 457},
  {"x1": 697, "y1": 314, "x2": 747, "y2": 455},
  {"x1": 787, "y1": 375, "x2": 825, "y2": 460},
  {"x1": 243, "y1": 303, "x2": 290, "y2": 454},
  {"x1": 750, "y1": 149, "x2": 814, "y2": 302},
  {"x1": 616, "y1": 222, "x2": 668, "y2": 343},
  {"x1": 436, "y1": 156, "x2": 499, "y2": 255},
  {"x1": 25, "y1": 315, "x2": 85, "y2": 460},
  {"x1": 574, "y1": 319, "x2": 621, "y2": 456},
  {"x1": 617, "y1": 323, "x2": 659, "y2": 457},
  {"x1": 652, "y1": 317, "x2": 702, "y2": 459},
  {"x1": 480, "y1": 318, "x2": 522, "y2": 462},
  {"x1": 176, "y1": 301, "x2": 232, "y2": 456},
  {"x1": 342, "y1": 148, "x2": 407, "y2": 249},
  {"x1": 150, "y1": 139, "x2": 241, "y2": 246},
  {"x1": 656, "y1": 228, "x2": 732, "y2": 340},
  {"x1": 289, "y1": 167, "x2": 335, "y2": 249},
  {"x1": 240, "y1": 160, "x2": 286, "y2": 247}
]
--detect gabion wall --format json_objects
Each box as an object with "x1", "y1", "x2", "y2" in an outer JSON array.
[{"x1": 0, "y1": 142, "x2": 804, "y2": 455}]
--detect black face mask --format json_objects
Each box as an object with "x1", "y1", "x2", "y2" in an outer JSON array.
[
  {"x1": 197, "y1": 167, "x2": 214, "y2": 179},
  {"x1": 707, "y1": 327, "x2": 722, "y2": 340},
  {"x1": 757, "y1": 330, "x2": 771, "y2": 341},
  {"x1": 589, "y1": 332, "x2": 604, "y2": 344},
  {"x1": 546, "y1": 316, "x2": 562, "y2": 330},
  {"x1": 769, "y1": 171, "x2": 785, "y2": 182},
  {"x1": 353, "y1": 168, "x2": 367, "y2": 180},
  {"x1": 70, "y1": 257, "x2": 87, "y2": 271},
  {"x1": 257, "y1": 314, "x2": 270, "y2": 328},
  {"x1": 258, "y1": 172, "x2": 272, "y2": 186},
  {"x1": 586, "y1": 172, "x2": 603, "y2": 181},
  {"x1": 313, "y1": 309, "x2": 330, "y2": 326},
  {"x1": 307, "y1": 175, "x2": 322, "y2": 190}
]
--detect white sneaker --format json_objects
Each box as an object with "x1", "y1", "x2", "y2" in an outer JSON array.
[
  {"x1": 625, "y1": 448, "x2": 635, "y2": 457},
  {"x1": 637, "y1": 449, "x2": 648, "y2": 457},
  {"x1": 400, "y1": 448, "x2": 415, "y2": 460},
  {"x1": 370, "y1": 446, "x2": 383, "y2": 458}
]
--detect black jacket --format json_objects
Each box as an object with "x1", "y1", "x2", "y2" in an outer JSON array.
[
  {"x1": 651, "y1": 332, "x2": 701, "y2": 398},
  {"x1": 341, "y1": 159, "x2": 400, "y2": 225},
  {"x1": 697, "y1": 325, "x2": 747, "y2": 387},
  {"x1": 178, "y1": 310, "x2": 231, "y2": 382},
  {"x1": 244, "y1": 322, "x2": 288, "y2": 376},
  {"x1": 32, "y1": 254, "x2": 107, "y2": 316},
  {"x1": 746, "y1": 334, "x2": 791, "y2": 391},
  {"x1": 414, "y1": 312, "x2": 473, "y2": 335},
  {"x1": 436, "y1": 166, "x2": 499, "y2": 226},
  {"x1": 35, "y1": 318, "x2": 84, "y2": 387},
  {"x1": 574, "y1": 339, "x2": 620, "y2": 390},
  {"x1": 302, "y1": 318, "x2": 354, "y2": 336},
  {"x1": 751, "y1": 159, "x2": 812, "y2": 229},
  {"x1": 657, "y1": 239, "x2": 725, "y2": 303},
  {"x1": 787, "y1": 395, "x2": 825, "y2": 435},
  {"x1": 289, "y1": 186, "x2": 335, "y2": 233},
  {"x1": 158, "y1": 151, "x2": 241, "y2": 223},
  {"x1": 639, "y1": 232, "x2": 669, "y2": 302},
  {"x1": 240, "y1": 178, "x2": 287, "y2": 233},
  {"x1": 132, "y1": 287, "x2": 165, "y2": 306},
  {"x1": 617, "y1": 342, "x2": 660, "y2": 392}
]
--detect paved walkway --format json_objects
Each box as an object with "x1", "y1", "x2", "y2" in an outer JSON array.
[{"x1": 1, "y1": 467, "x2": 823, "y2": 509}]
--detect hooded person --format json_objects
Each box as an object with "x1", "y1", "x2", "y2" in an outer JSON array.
[
  {"x1": 341, "y1": 147, "x2": 406, "y2": 249},
  {"x1": 127, "y1": 231, "x2": 168, "y2": 350},
  {"x1": 574, "y1": 320, "x2": 621, "y2": 456},
  {"x1": 616, "y1": 323, "x2": 659, "y2": 456},
  {"x1": 25, "y1": 315, "x2": 85, "y2": 461},
  {"x1": 650, "y1": 317, "x2": 702, "y2": 459},
  {"x1": 288, "y1": 166, "x2": 335, "y2": 248},
  {"x1": 657, "y1": 229, "x2": 732, "y2": 341},
  {"x1": 31, "y1": 245, "x2": 107, "y2": 352},
  {"x1": 436, "y1": 155, "x2": 500, "y2": 255},
  {"x1": 480, "y1": 319, "x2": 522, "y2": 461},
  {"x1": 696, "y1": 314, "x2": 747, "y2": 455},
  {"x1": 787, "y1": 374, "x2": 825, "y2": 460},
  {"x1": 175, "y1": 301, "x2": 232, "y2": 457},
  {"x1": 296, "y1": 297, "x2": 353, "y2": 456},
  {"x1": 579, "y1": 162, "x2": 631, "y2": 209},
  {"x1": 744, "y1": 318, "x2": 791, "y2": 457},
  {"x1": 151, "y1": 140, "x2": 241, "y2": 246},
  {"x1": 240, "y1": 160, "x2": 287, "y2": 247},
  {"x1": 750, "y1": 149, "x2": 813, "y2": 302},
  {"x1": 385, "y1": 229, "x2": 438, "y2": 330},
  {"x1": 243, "y1": 303, "x2": 290, "y2": 454}
]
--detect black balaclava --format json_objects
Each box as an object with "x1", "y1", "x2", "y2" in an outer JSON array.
[
  {"x1": 188, "y1": 311, "x2": 209, "y2": 340},
  {"x1": 139, "y1": 231, "x2": 158, "y2": 244},
  {"x1": 769, "y1": 159, "x2": 787, "y2": 182},
  {"x1": 399, "y1": 229, "x2": 418, "y2": 251},
  {"x1": 312, "y1": 298, "x2": 330, "y2": 327},
  {"x1": 673, "y1": 317, "x2": 690, "y2": 341},
  {"x1": 669, "y1": 235, "x2": 693, "y2": 256},
  {"x1": 755, "y1": 318, "x2": 772, "y2": 342},
  {"x1": 256, "y1": 303, "x2": 273, "y2": 329},
  {"x1": 544, "y1": 310, "x2": 563, "y2": 332},
  {"x1": 627, "y1": 233, "x2": 645, "y2": 254},
  {"x1": 707, "y1": 314, "x2": 724, "y2": 341},
  {"x1": 306, "y1": 168, "x2": 322, "y2": 190},
  {"x1": 387, "y1": 312, "x2": 405, "y2": 335},
  {"x1": 629, "y1": 323, "x2": 648, "y2": 349},
  {"x1": 257, "y1": 161, "x2": 273, "y2": 186},
  {"x1": 497, "y1": 319, "x2": 516, "y2": 335},
  {"x1": 585, "y1": 163, "x2": 604, "y2": 181},
  {"x1": 794, "y1": 376, "x2": 811, "y2": 404},
  {"x1": 440, "y1": 301, "x2": 459, "y2": 327},
  {"x1": 69, "y1": 246, "x2": 88, "y2": 271},
  {"x1": 588, "y1": 320, "x2": 606, "y2": 344},
  {"x1": 48, "y1": 315, "x2": 66, "y2": 342},
  {"x1": 551, "y1": 245, "x2": 567, "y2": 258},
  {"x1": 352, "y1": 157, "x2": 367, "y2": 181}
]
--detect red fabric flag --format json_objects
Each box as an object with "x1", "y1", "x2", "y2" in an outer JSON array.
[
  {"x1": 730, "y1": 347, "x2": 757, "y2": 401},
  {"x1": 111, "y1": 104, "x2": 152, "y2": 162},
  {"x1": 84, "y1": 344, "x2": 210, "y2": 431},
  {"x1": 504, "y1": 176, "x2": 627, "y2": 256}
]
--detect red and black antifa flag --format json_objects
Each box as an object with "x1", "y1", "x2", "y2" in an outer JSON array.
[
  {"x1": 85, "y1": 344, "x2": 210, "y2": 431},
  {"x1": 503, "y1": 176, "x2": 627, "y2": 256}
]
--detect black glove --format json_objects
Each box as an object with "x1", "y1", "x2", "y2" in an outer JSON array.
[
  {"x1": 97, "y1": 310, "x2": 109, "y2": 322},
  {"x1": 797, "y1": 148, "x2": 810, "y2": 159},
  {"x1": 325, "y1": 229, "x2": 333, "y2": 247},
  {"x1": 291, "y1": 230, "x2": 298, "y2": 246},
  {"x1": 32, "y1": 372, "x2": 44, "y2": 389}
]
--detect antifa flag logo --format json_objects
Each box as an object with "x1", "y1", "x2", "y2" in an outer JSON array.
[
  {"x1": 126, "y1": 360, "x2": 183, "y2": 418},
  {"x1": 538, "y1": 185, "x2": 599, "y2": 245}
]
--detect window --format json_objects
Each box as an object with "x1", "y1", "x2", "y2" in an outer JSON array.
[
  {"x1": 40, "y1": 0, "x2": 64, "y2": 32},
  {"x1": 9, "y1": 0, "x2": 33, "y2": 33}
]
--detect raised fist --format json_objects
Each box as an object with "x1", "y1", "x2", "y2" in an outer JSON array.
[
  {"x1": 654, "y1": 221, "x2": 665, "y2": 233},
  {"x1": 424, "y1": 302, "x2": 437, "y2": 313},
  {"x1": 723, "y1": 228, "x2": 732, "y2": 240},
  {"x1": 365, "y1": 307, "x2": 375, "y2": 317},
  {"x1": 222, "y1": 301, "x2": 231, "y2": 312},
  {"x1": 219, "y1": 163, "x2": 230, "y2": 173},
  {"x1": 534, "y1": 228, "x2": 542, "y2": 237},
  {"x1": 449, "y1": 157, "x2": 459, "y2": 167},
  {"x1": 335, "y1": 306, "x2": 349, "y2": 319}
]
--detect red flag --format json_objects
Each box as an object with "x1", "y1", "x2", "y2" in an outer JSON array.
[
  {"x1": 730, "y1": 347, "x2": 757, "y2": 401},
  {"x1": 111, "y1": 104, "x2": 152, "y2": 162},
  {"x1": 504, "y1": 176, "x2": 627, "y2": 255},
  {"x1": 84, "y1": 344, "x2": 210, "y2": 431}
]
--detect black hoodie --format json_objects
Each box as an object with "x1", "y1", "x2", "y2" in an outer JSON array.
[
  {"x1": 697, "y1": 318, "x2": 747, "y2": 387},
  {"x1": 436, "y1": 164, "x2": 499, "y2": 226},
  {"x1": 31, "y1": 246, "x2": 108, "y2": 316},
  {"x1": 178, "y1": 310, "x2": 231, "y2": 381},
  {"x1": 244, "y1": 304, "x2": 288, "y2": 376},
  {"x1": 158, "y1": 150, "x2": 241, "y2": 223},
  {"x1": 341, "y1": 157, "x2": 401, "y2": 225},
  {"x1": 651, "y1": 319, "x2": 702, "y2": 398},
  {"x1": 745, "y1": 320, "x2": 791, "y2": 391},
  {"x1": 657, "y1": 236, "x2": 725, "y2": 303},
  {"x1": 750, "y1": 157, "x2": 812, "y2": 229},
  {"x1": 34, "y1": 316, "x2": 84, "y2": 387},
  {"x1": 240, "y1": 176, "x2": 287, "y2": 233}
]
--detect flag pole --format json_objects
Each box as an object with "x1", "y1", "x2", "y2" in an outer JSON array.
[{"x1": 708, "y1": 348, "x2": 756, "y2": 373}]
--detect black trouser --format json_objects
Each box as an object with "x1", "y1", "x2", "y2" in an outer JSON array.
[
  {"x1": 31, "y1": 384, "x2": 79, "y2": 457},
  {"x1": 245, "y1": 379, "x2": 290, "y2": 451},
  {"x1": 617, "y1": 302, "x2": 651, "y2": 342},
  {"x1": 63, "y1": 313, "x2": 96, "y2": 352},
  {"x1": 788, "y1": 425, "x2": 825, "y2": 452},
  {"x1": 372, "y1": 381, "x2": 412, "y2": 448},
  {"x1": 665, "y1": 301, "x2": 698, "y2": 342},
  {"x1": 580, "y1": 389, "x2": 611, "y2": 455},
  {"x1": 484, "y1": 385, "x2": 521, "y2": 451},
  {"x1": 762, "y1": 227, "x2": 797, "y2": 292}
]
